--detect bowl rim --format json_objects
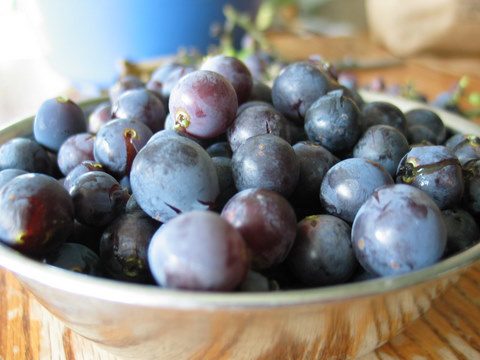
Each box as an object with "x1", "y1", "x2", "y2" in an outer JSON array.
[{"x1": 0, "y1": 92, "x2": 479, "y2": 310}]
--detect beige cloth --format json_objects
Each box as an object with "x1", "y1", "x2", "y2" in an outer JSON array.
[{"x1": 366, "y1": 0, "x2": 480, "y2": 56}]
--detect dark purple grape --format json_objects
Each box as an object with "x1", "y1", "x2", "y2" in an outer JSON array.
[
  {"x1": 212, "y1": 157, "x2": 236, "y2": 210},
  {"x1": 109, "y1": 75, "x2": 144, "y2": 103},
  {"x1": 442, "y1": 208, "x2": 479, "y2": 256},
  {"x1": 147, "y1": 62, "x2": 195, "y2": 105},
  {"x1": 362, "y1": 101, "x2": 407, "y2": 134},
  {"x1": 260, "y1": 263, "x2": 301, "y2": 290},
  {"x1": 70, "y1": 220, "x2": 104, "y2": 253},
  {"x1": 237, "y1": 100, "x2": 273, "y2": 116},
  {"x1": 327, "y1": 86, "x2": 365, "y2": 110},
  {"x1": 320, "y1": 158, "x2": 394, "y2": 223},
  {"x1": 69, "y1": 172, "x2": 129, "y2": 227},
  {"x1": 100, "y1": 212, "x2": 158, "y2": 283},
  {"x1": 0, "y1": 169, "x2": 28, "y2": 189},
  {"x1": 0, "y1": 174, "x2": 74, "y2": 257},
  {"x1": 211, "y1": 135, "x2": 234, "y2": 150},
  {"x1": 148, "y1": 211, "x2": 249, "y2": 291},
  {"x1": 206, "y1": 142, "x2": 232, "y2": 158},
  {"x1": 0, "y1": 138, "x2": 52, "y2": 174},
  {"x1": 130, "y1": 135, "x2": 219, "y2": 223},
  {"x1": 445, "y1": 133, "x2": 466, "y2": 150},
  {"x1": 227, "y1": 104, "x2": 290, "y2": 152},
  {"x1": 232, "y1": 134, "x2": 299, "y2": 197},
  {"x1": 405, "y1": 109, "x2": 446, "y2": 144},
  {"x1": 46, "y1": 150, "x2": 63, "y2": 178},
  {"x1": 350, "y1": 269, "x2": 378, "y2": 283},
  {"x1": 57, "y1": 133, "x2": 95, "y2": 176},
  {"x1": 249, "y1": 79, "x2": 272, "y2": 103},
  {"x1": 286, "y1": 215, "x2": 357, "y2": 286},
  {"x1": 33, "y1": 97, "x2": 87, "y2": 151},
  {"x1": 407, "y1": 125, "x2": 438, "y2": 145},
  {"x1": 353, "y1": 125, "x2": 410, "y2": 176},
  {"x1": 94, "y1": 118, "x2": 153, "y2": 177},
  {"x1": 112, "y1": 89, "x2": 166, "y2": 133},
  {"x1": 125, "y1": 195, "x2": 144, "y2": 214},
  {"x1": 238, "y1": 271, "x2": 279, "y2": 292},
  {"x1": 272, "y1": 61, "x2": 331, "y2": 124},
  {"x1": 396, "y1": 146, "x2": 463, "y2": 209},
  {"x1": 344, "y1": 87, "x2": 365, "y2": 109},
  {"x1": 451, "y1": 135, "x2": 480, "y2": 165},
  {"x1": 169, "y1": 70, "x2": 238, "y2": 139},
  {"x1": 119, "y1": 175, "x2": 131, "y2": 194},
  {"x1": 63, "y1": 160, "x2": 105, "y2": 192},
  {"x1": 286, "y1": 122, "x2": 308, "y2": 144},
  {"x1": 221, "y1": 188, "x2": 296, "y2": 269},
  {"x1": 201, "y1": 55, "x2": 253, "y2": 104},
  {"x1": 46, "y1": 243, "x2": 101, "y2": 275},
  {"x1": 292, "y1": 141, "x2": 339, "y2": 206},
  {"x1": 88, "y1": 102, "x2": 112, "y2": 134},
  {"x1": 304, "y1": 92, "x2": 361, "y2": 154},
  {"x1": 352, "y1": 184, "x2": 446, "y2": 276},
  {"x1": 462, "y1": 159, "x2": 480, "y2": 218}
]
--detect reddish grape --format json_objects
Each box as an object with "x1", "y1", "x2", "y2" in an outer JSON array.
[
  {"x1": 222, "y1": 188, "x2": 297, "y2": 269},
  {"x1": 168, "y1": 70, "x2": 238, "y2": 139},
  {"x1": 69, "y1": 172, "x2": 129, "y2": 227},
  {"x1": 0, "y1": 174, "x2": 74, "y2": 257},
  {"x1": 201, "y1": 55, "x2": 253, "y2": 104},
  {"x1": 57, "y1": 133, "x2": 95, "y2": 176},
  {"x1": 88, "y1": 102, "x2": 112, "y2": 134}
]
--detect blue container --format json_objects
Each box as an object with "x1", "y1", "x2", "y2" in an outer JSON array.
[{"x1": 35, "y1": 0, "x2": 258, "y2": 87}]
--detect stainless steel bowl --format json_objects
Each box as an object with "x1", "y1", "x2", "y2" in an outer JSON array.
[{"x1": 1, "y1": 93, "x2": 479, "y2": 359}]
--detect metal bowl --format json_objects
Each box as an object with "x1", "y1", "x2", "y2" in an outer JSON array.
[{"x1": 0, "y1": 92, "x2": 479, "y2": 359}]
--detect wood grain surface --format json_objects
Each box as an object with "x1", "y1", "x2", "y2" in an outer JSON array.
[
  {"x1": 0, "y1": 264, "x2": 479, "y2": 360},
  {"x1": 1, "y1": 33, "x2": 480, "y2": 359}
]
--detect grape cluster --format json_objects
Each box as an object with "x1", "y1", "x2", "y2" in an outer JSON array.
[{"x1": 0, "y1": 54, "x2": 479, "y2": 292}]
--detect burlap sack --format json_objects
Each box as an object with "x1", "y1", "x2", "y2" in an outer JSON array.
[{"x1": 366, "y1": 0, "x2": 480, "y2": 56}]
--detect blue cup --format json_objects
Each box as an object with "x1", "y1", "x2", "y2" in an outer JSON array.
[{"x1": 35, "y1": 0, "x2": 259, "y2": 87}]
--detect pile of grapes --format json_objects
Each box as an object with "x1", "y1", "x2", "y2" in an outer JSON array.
[{"x1": 0, "y1": 54, "x2": 479, "y2": 292}]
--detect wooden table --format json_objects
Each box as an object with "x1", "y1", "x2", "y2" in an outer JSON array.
[
  {"x1": 1, "y1": 263, "x2": 479, "y2": 359},
  {"x1": 1, "y1": 33, "x2": 480, "y2": 359}
]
